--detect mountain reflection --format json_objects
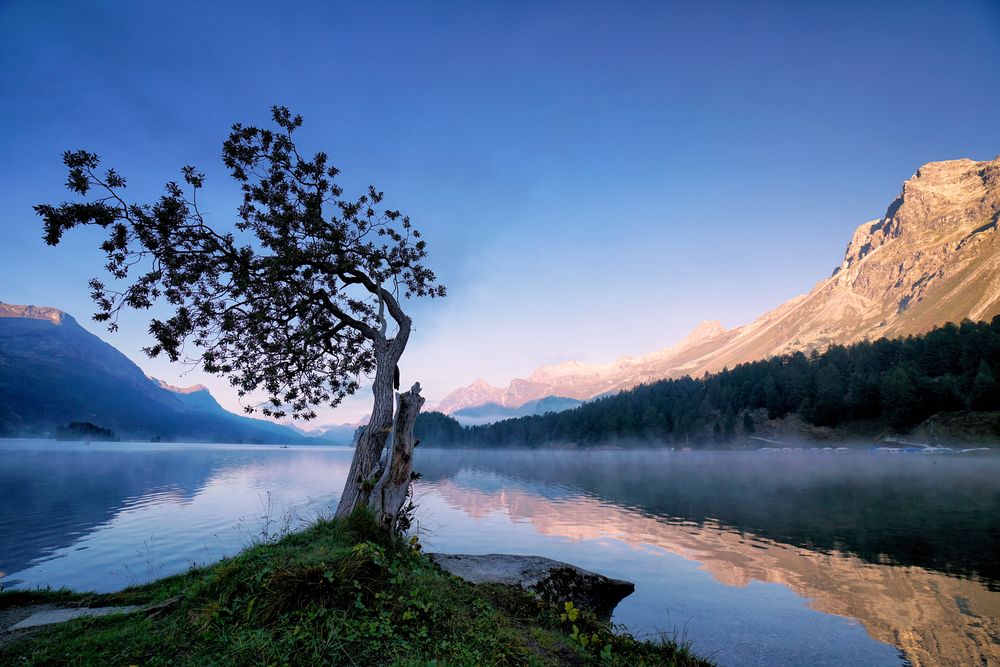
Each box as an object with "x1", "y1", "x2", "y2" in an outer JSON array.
[
  {"x1": 3, "y1": 443, "x2": 997, "y2": 666},
  {"x1": 416, "y1": 449, "x2": 1000, "y2": 586},
  {"x1": 0, "y1": 446, "x2": 218, "y2": 577},
  {"x1": 414, "y1": 449, "x2": 1000, "y2": 667}
]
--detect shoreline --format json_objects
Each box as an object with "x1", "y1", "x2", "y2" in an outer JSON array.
[{"x1": 0, "y1": 511, "x2": 713, "y2": 666}]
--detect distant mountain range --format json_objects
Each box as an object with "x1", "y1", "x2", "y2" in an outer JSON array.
[
  {"x1": 437, "y1": 156, "x2": 1000, "y2": 415},
  {"x1": 6, "y1": 156, "x2": 998, "y2": 437},
  {"x1": 451, "y1": 396, "x2": 584, "y2": 426},
  {"x1": 0, "y1": 303, "x2": 327, "y2": 444},
  {"x1": 281, "y1": 419, "x2": 366, "y2": 444}
]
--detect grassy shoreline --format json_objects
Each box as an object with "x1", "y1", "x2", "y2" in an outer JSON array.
[{"x1": 1, "y1": 510, "x2": 712, "y2": 666}]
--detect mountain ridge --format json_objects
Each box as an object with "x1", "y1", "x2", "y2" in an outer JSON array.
[
  {"x1": 0, "y1": 302, "x2": 322, "y2": 443},
  {"x1": 437, "y1": 155, "x2": 1000, "y2": 415},
  {"x1": 451, "y1": 396, "x2": 585, "y2": 426}
]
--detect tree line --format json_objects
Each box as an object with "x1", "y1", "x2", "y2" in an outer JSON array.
[{"x1": 416, "y1": 317, "x2": 1000, "y2": 447}]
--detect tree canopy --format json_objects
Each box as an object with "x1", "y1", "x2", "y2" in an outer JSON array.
[
  {"x1": 37, "y1": 106, "x2": 445, "y2": 522},
  {"x1": 36, "y1": 106, "x2": 445, "y2": 420}
]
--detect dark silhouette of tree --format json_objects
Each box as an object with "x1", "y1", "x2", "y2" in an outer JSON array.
[
  {"x1": 55, "y1": 421, "x2": 117, "y2": 442},
  {"x1": 880, "y1": 366, "x2": 923, "y2": 430},
  {"x1": 970, "y1": 360, "x2": 1000, "y2": 411},
  {"x1": 813, "y1": 364, "x2": 845, "y2": 426},
  {"x1": 36, "y1": 106, "x2": 445, "y2": 524}
]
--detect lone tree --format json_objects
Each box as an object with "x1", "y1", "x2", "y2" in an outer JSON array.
[{"x1": 35, "y1": 106, "x2": 444, "y2": 528}]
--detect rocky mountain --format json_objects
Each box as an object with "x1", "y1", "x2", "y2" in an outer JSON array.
[
  {"x1": 451, "y1": 396, "x2": 584, "y2": 426},
  {"x1": 0, "y1": 303, "x2": 315, "y2": 443},
  {"x1": 438, "y1": 156, "x2": 1000, "y2": 414},
  {"x1": 436, "y1": 322, "x2": 730, "y2": 415}
]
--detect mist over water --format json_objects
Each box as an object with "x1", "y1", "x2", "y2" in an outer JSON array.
[
  {"x1": 0, "y1": 442, "x2": 350, "y2": 590},
  {"x1": 2, "y1": 440, "x2": 998, "y2": 666},
  {"x1": 416, "y1": 448, "x2": 1000, "y2": 585}
]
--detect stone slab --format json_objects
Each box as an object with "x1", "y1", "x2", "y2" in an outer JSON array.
[
  {"x1": 428, "y1": 553, "x2": 634, "y2": 619},
  {"x1": 7, "y1": 606, "x2": 139, "y2": 630}
]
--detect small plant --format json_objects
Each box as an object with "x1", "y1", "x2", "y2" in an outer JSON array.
[
  {"x1": 560, "y1": 600, "x2": 610, "y2": 657},
  {"x1": 396, "y1": 485, "x2": 419, "y2": 533}
]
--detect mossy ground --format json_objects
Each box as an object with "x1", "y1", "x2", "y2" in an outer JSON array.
[{"x1": 0, "y1": 510, "x2": 712, "y2": 666}]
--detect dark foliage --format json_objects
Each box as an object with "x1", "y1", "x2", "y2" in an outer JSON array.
[
  {"x1": 417, "y1": 318, "x2": 1000, "y2": 447},
  {"x1": 35, "y1": 106, "x2": 444, "y2": 420},
  {"x1": 413, "y1": 410, "x2": 468, "y2": 444},
  {"x1": 55, "y1": 421, "x2": 117, "y2": 441}
]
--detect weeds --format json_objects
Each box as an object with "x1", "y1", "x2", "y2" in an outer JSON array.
[{"x1": 235, "y1": 490, "x2": 303, "y2": 547}]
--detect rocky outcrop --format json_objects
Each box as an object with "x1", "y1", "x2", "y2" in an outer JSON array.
[
  {"x1": 428, "y1": 553, "x2": 634, "y2": 619},
  {"x1": 438, "y1": 156, "x2": 1000, "y2": 415},
  {"x1": 436, "y1": 378, "x2": 506, "y2": 414},
  {"x1": 691, "y1": 156, "x2": 1000, "y2": 372},
  {"x1": 0, "y1": 304, "x2": 67, "y2": 324}
]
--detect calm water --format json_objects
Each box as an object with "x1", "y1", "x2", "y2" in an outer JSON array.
[{"x1": 2, "y1": 440, "x2": 999, "y2": 666}]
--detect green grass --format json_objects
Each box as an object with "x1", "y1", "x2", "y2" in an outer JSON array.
[{"x1": 1, "y1": 509, "x2": 712, "y2": 666}]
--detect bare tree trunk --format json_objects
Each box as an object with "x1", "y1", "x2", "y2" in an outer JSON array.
[
  {"x1": 369, "y1": 383, "x2": 424, "y2": 530},
  {"x1": 335, "y1": 339, "x2": 402, "y2": 518},
  {"x1": 368, "y1": 382, "x2": 424, "y2": 529}
]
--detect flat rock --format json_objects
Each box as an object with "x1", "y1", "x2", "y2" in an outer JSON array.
[
  {"x1": 428, "y1": 553, "x2": 634, "y2": 619},
  {"x1": 7, "y1": 606, "x2": 139, "y2": 631}
]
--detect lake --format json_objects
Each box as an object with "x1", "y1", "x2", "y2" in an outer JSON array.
[{"x1": 1, "y1": 440, "x2": 998, "y2": 666}]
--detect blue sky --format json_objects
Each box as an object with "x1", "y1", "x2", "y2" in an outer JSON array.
[{"x1": 2, "y1": 1, "x2": 999, "y2": 423}]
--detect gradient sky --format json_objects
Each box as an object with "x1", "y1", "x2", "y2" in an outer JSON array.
[{"x1": 2, "y1": 1, "x2": 999, "y2": 424}]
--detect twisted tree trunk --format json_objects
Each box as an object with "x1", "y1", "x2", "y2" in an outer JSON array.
[
  {"x1": 335, "y1": 338, "x2": 406, "y2": 518},
  {"x1": 369, "y1": 382, "x2": 424, "y2": 530}
]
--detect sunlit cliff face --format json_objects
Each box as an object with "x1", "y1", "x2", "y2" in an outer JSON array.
[
  {"x1": 416, "y1": 474, "x2": 1000, "y2": 667},
  {"x1": 433, "y1": 157, "x2": 1000, "y2": 418}
]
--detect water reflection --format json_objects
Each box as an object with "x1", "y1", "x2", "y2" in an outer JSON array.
[
  {"x1": 0, "y1": 441, "x2": 351, "y2": 591},
  {"x1": 415, "y1": 468, "x2": 998, "y2": 666},
  {"x1": 416, "y1": 449, "x2": 1000, "y2": 587},
  {"x1": 2, "y1": 441, "x2": 998, "y2": 666}
]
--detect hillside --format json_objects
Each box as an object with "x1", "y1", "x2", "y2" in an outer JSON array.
[
  {"x1": 438, "y1": 156, "x2": 1000, "y2": 414},
  {"x1": 0, "y1": 303, "x2": 315, "y2": 443},
  {"x1": 418, "y1": 318, "x2": 1000, "y2": 448}
]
